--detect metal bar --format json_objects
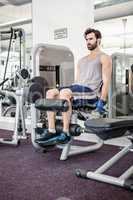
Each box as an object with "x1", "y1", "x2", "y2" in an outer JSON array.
[
  {"x1": 0, "y1": 18, "x2": 32, "y2": 29},
  {"x1": 60, "y1": 137, "x2": 103, "y2": 160},
  {"x1": 2, "y1": 28, "x2": 13, "y2": 89},
  {"x1": 86, "y1": 172, "x2": 125, "y2": 187},
  {"x1": 108, "y1": 54, "x2": 117, "y2": 118},
  {"x1": 120, "y1": 165, "x2": 133, "y2": 180},
  {"x1": 95, "y1": 144, "x2": 133, "y2": 174}
]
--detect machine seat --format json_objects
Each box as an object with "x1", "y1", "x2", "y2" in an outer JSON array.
[
  {"x1": 85, "y1": 118, "x2": 133, "y2": 140},
  {"x1": 71, "y1": 97, "x2": 97, "y2": 110},
  {"x1": 72, "y1": 103, "x2": 96, "y2": 110}
]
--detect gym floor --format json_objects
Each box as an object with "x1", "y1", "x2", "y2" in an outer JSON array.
[{"x1": 0, "y1": 129, "x2": 132, "y2": 200}]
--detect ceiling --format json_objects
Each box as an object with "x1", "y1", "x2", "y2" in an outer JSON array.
[
  {"x1": 95, "y1": 15, "x2": 133, "y2": 54},
  {"x1": 94, "y1": 0, "x2": 132, "y2": 9},
  {"x1": 0, "y1": 1, "x2": 31, "y2": 25},
  {"x1": 0, "y1": 0, "x2": 133, "y2": 53},
  {"x1": 0, "y1": 1, "x2": 32, "y2": 53},
  {"x1": 0, "y1": 0, "x2": 132, "y2": 24},
  {"x1": 0, "y1": 0, "x2": 31, "y2": 7}
]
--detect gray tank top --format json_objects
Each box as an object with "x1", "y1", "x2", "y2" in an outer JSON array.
[{"x1": 76, "y1": 53, "x2": 103, "y2": 91}]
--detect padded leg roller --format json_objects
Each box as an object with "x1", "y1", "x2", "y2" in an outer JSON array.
[
  {"x1": 35, "y1": 99, "x2": 69, "y2": 112},
  {"x1": 55, "y1": 122, "x2": 83, "y2": 136}
]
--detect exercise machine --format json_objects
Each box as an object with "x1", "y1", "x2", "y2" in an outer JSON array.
[
  {"x1": 0, "y1": 67, "x2": 30, "y2": 145},
  {"x1": 108, "y1": 53, "x2": 133, "y2": 118},
  {"x1": 76, "y1": 118, "x2": 133, "y2": 191},
  {"x1": 30, "y1": 76, "x2": 105, "y2": 160}
]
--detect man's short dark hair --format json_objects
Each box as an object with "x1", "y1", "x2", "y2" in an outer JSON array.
[{"x1": 84, "y1": 28, "x2": 102, "y2": 40}]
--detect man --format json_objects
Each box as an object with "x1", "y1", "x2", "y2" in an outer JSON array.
[{"x1": 37, "y1": 28, "x2": 112, "y2": 145}]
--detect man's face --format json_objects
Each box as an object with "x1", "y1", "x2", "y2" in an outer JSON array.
[{"x1": 85, "y1": 32, "x2": 99, "y2": 51}]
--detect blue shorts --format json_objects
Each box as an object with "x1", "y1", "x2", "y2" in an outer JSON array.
[{"x1": 59, "y1": 84, "x2": 98, "y2": 108}]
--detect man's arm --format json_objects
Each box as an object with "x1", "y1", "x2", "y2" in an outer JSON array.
[
  {"x1": 75, "y1": 63, "x2": 80, "y2": 83},
  {"x1": 100, "y1": 54, "x2": 112, "y2": 101}
]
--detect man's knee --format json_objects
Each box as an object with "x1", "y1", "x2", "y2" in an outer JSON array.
[
  {"x1": 46, "y1": 88, "x2": 59, "y2": 98},
  {"x1": 60, "y1": 88, "x2": 73, "y2": 100}
]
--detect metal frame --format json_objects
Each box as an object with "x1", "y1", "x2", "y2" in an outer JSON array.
[
  {"x1": 76, "y1": 136, "x2": 133, "y2": 191},
  {"x1": 30, "y1": 102, "x2": 104, "y2": 160},
  {"x1": 108, "y1": 53, "x2": 133, "y2": 118},
  {"x1": 31, "y1": 43, "x2": 106, "y2": 159},
  {"x1": 59, "y1": 136, "x2": 103, "y2": 161},
  {"x1": 0, "y1": 88, "x2": 27, "y2": 145}
]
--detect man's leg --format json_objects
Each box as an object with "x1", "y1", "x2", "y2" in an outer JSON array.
[
  {"x1": 46, "y1": 88, "x2": 59, "y2": 133},
  {"x1": 36, "y1": 88, "x2": 72, "y2": 145},
  {"x1": 59, "y1": 89, "x2": 73, "y2": 133}
]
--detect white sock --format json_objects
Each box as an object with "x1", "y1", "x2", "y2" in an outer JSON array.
[{"x1": 49, "y1": 128, "x2": 56, "y2": 133}]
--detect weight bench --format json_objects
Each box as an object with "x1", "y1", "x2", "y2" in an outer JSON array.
[
  {"x1": 76, "y1": 118, "x2": 133, "y2": 191},
  {"x1": 31, "y1": 98, "x2": 104, "y2": 160}
]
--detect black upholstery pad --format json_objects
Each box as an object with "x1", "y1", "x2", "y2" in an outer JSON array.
[
  {"x1": 85, "y1": 118, "x2": 133, "y2": 140},
  {"x1": 35, "y1": 99, "x2": 69, "y2": 112}
]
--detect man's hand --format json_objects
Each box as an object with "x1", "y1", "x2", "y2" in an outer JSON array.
[
  {"x1": 89, "y1": 99, "x2": 107, "y2": 119},
  {"x1": 95, "y1": 99, "x2": 106, "y2": 114}
]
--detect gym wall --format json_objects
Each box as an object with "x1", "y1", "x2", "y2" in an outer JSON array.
[{"x1": 32, "y1": 0, "x2": 94, "y2": 65}]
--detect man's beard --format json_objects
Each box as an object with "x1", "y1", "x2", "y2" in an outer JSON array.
[{"x1": 87, "y1": 41, "x2": 98, "y2": 50}]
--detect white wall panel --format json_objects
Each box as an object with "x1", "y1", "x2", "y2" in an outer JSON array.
[{"x1": 32, "y1": 0, "x2": 94, "y2": 63}]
